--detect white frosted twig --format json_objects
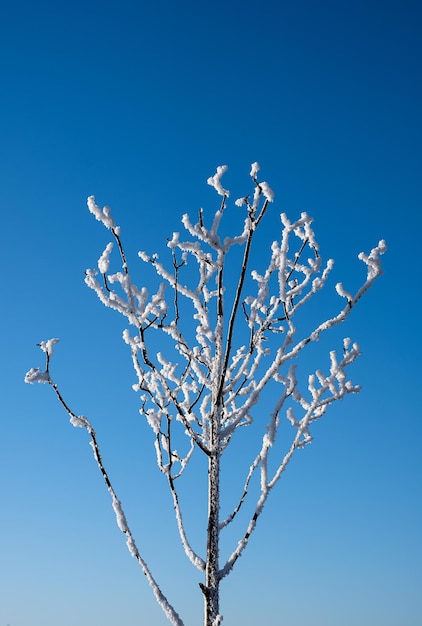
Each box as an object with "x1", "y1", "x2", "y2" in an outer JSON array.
[
  {"x1": 24, "y1": 344, "x2": 184, "y2": 626},
  {"x1": 219, "y1": 341, "x2": 361, "y2": 580},
  {"x1": 87, "y1": 196, "x2": 116, "y2": 231},
  {"x1": 165, "y1": 469, "x2": 206, "y2": 570},
  {"x1": 27, "y1": 163, "x2": 385, "y2": 626},
  {"x1": 207, "y1": 165, "x2": 229, "y2": 197}
]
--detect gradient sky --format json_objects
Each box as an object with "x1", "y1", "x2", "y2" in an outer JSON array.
[{"x1": 1, "y1": 1, "x2": 421, "y2": 625}]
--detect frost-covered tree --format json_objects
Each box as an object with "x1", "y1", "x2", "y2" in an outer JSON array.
[{"x1": 26, "y1": 164, "x2": 385, "y2": 626}]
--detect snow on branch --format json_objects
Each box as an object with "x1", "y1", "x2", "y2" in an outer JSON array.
[
  {"x1": 24, "y1": 342, "x2": 185, "y2": 626},
  {"x1": 82, "y1": 163, "x2": 385, "y2": 583},
  {"x1": 207, "y1": 165, "x2": 229, "y2": 197},
  {"x1": 27, "y1": 163, "x2": 385, "y2": 626}
]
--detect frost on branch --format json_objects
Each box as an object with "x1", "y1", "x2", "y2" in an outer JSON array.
[
  {"x1": 207, "y1": 165, "x2": 229, "y2": 197},
  {"x1": 24, "y1": 340, "x2": 184, "y2": 626},
  {"x1": 87, "y1": 196, "x2": 116, "y2": 230},
  {"x1": 26, "y1": 163, "x2": 385, "y2": 626},
  {"x1": 38, "y1": 338, "x2": 59, "y2": 355},
  {"x1": 24, "y1": 338, "x2": 59, "y2": 383},
  {"x1": 24, "y1": 367, "x2": 50, "y2": 384}
]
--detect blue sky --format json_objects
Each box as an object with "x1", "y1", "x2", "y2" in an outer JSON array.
[{"x1": 0, "y1": 1, "x2": 421, "y2": 624}]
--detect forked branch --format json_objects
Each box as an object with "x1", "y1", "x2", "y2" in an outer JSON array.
[{"x1": 26, "y1": 163, "x2": 385, "y2": 626}]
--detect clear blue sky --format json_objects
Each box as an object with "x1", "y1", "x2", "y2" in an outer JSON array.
[{"x1": 1, "y1": 1, "x2": 421, "y2": 625}]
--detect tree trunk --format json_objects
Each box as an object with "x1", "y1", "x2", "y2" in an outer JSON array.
[{"x1": 203, "y1": 447, "x2": 220, "y2": 626}]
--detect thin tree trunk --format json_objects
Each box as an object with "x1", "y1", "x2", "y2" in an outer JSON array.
[{"x1": 203, "y1": 445, "x2": 220, "y2": 626}]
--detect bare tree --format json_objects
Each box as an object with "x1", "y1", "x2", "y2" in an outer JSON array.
[{"x1": 25, "y1": 163, "x2": 385, "y2": 626}]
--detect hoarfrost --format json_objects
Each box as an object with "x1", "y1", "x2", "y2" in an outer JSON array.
[
  {"x1": 98, "y1": 242, "x2": 114, "y2": 273},
  {"x1": 207, "y1": 165, "x2": 229, "y2": 197},
  {"x1": 26, "y1": 162, "x2": 385, "y2": 626},
  {"x1": 259, "y1": 181, "x2": 274, "y2": 202},
  {"x1": 87, "y1": 196, "x2": 116, "y2": 230},
  {"x1": 70, "y1": 415, "x2": 89, "y2": 428},
  {"x1": 111, "y1": 491, "x2": 129, "y2": 533},
  {"x1": 39, "y1": 338, "x2": 59, "y2": 356},
  {"x1": 250, "y1": 161, "x2": 260, "y2": 177},
  {"x1": 24, "y1": 367, "x2": 49, "y2": 384}
]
